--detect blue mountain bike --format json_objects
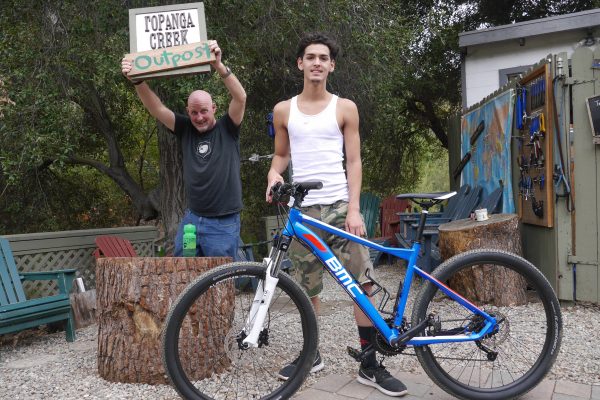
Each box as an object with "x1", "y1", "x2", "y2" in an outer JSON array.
[{"x1": 162, "y1": 181, "x2": 562, "y2": 400}]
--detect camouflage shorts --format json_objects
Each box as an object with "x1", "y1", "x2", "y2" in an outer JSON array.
[{"x1": 288, "y1": 200, "x2": 374, "y2": 298}]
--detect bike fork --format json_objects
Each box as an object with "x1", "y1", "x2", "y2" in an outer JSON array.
[{"x1": 242, "y1": 255, "x2": 280, "y2": 347}]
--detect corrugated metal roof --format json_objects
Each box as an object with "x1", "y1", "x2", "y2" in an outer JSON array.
[{"x1": 459, "y1": 8, "x2": 600, "y2": 48}]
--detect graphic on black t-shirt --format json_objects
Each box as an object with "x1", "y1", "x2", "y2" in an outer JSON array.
[{"x1": 196, "y1": 141, "x2": 212, "y2": 158}]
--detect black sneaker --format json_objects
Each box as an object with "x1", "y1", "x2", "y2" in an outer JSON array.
[
  {"x1": 357, "y1": 364, "x2": 408, "y2": 397},
  {"x1": 277, "y1": 350, "x2": 324, "y2": 380}
]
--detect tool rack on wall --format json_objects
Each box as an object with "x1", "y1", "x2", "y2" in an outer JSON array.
[{"x1": 515, "y1": 63, "x2": 554, "y2": 227}]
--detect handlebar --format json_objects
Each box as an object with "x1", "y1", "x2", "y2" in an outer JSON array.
[{"x1": 271, "y1": 181, "x2": 323, "y2": 205}]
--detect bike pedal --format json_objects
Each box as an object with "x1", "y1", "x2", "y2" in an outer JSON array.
[
  {"x1": 346, "y1": 346, "x2": 362, "y2": 362},
  {"x1": 347, "y1": 345, "x2": 375, "y2": 363}
]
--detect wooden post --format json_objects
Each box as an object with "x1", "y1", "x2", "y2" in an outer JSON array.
[
  {"x1": 438, "y1": 214, "x2": 527, "y2": 306},
  {"x1": 96, "y1": 257, "x2": 231, "y2": 384}
]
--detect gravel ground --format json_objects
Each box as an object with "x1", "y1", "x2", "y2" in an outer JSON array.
[{"x1": 0, "y1": 263, "x2": 598, "y2": 399}]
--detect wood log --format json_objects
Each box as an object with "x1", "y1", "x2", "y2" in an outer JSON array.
[
  {"x1": 70, "y1": 289, "x2": 97, "y2": 329},
  {"x1": 438, "y1": 214, "x2": 527, "y2": 306},
  {"x1": 96, "y1": 256, "x2": 231, "y2": 384}
]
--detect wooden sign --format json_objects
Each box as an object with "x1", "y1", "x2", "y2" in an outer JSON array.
[
  {"x1": 128, "y1": 3, "x2": 209, "y2": 79},
  {"x1": 126, "y1": 41, "x2": 215, "y2": 79},
  {"x1": 586, "y1": 94, "x2": 600, "y2": 143}
]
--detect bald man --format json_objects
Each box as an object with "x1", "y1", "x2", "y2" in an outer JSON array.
[{"x1": 121, "y1": 40, "x2": 247, "y2": 258}]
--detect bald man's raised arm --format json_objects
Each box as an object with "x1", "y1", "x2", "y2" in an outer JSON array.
[{"x1": 133, "y1": 82, "x2": 176, "y2": 131}]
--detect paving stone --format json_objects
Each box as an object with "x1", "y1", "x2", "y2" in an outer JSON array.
[
  {"x1": 554, "y1": 380, "x2": 592, "y2": 399},
  {"x1": 403, "y1": 381, "x2": 432, "y2": 398},
  {"x1": 337, "y1": 380, "x2": 376, "y2": 399},
  {"x1": 553, "y1": 393, "x2": 591, "y2": 400},
  {"x1": 394, "y1": 370, "x2": 433, "y2": 386},
  {"x1": 311, "y1": 374, "x2": 354, "y2": 393},
  {"x1": 366, "y1": 392, "x2": 423, "y2": 400},
  {"x1": 421, "y1": 385, "x2": 458, "y2": 400},
  {"x1": 592, "y1": 385, "x2": 600, "y2": 400},
  {"x1": 521, "y1": 379, "x2": 556, "y2": 400},
  {"x1": 294, "y1": 388, "x2": 356, "y2": 400}
]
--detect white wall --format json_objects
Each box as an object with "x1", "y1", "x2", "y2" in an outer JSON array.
[{"x1": 464, "y1": 30, "x2": 592, "y2": 107}]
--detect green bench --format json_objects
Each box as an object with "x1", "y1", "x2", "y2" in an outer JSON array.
[{"x1": 0, "y1": 237, "x2": 76, "y2": 342}]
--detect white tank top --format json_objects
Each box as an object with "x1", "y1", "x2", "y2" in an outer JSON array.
[{"x1": 288, "y1": 94, "x2": 349, "y2": 206}]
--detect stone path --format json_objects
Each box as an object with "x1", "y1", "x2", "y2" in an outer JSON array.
[{"x1": 294, "y1": 369, "x2": 600, "y2": 400}]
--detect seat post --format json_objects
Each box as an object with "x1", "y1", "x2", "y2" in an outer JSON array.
[
  {"x1": 415, "y1": 210, "x2": 429, "y2": 243},
  {"x1": 413, "y1": 199, "x2": 439, "y2": 243}
]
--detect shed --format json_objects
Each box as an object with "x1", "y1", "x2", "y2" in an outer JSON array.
[
  {"x1": 454, "y1": 9, "x2": 600, "y2": 303},
  {"x1": 459, "y1": 8, "x2": 600, "y2": 109}
]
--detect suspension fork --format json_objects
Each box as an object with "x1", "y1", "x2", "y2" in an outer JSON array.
[{"x1": 242, "y1": 235, "x2": 292, "y2": 347}]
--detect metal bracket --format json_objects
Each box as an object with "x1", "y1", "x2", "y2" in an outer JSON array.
[
  {"x1": 562, "y1": 77, "x2": 597, "y2": 86},
  {"x1": 567, "y1": 254, "x2": 598, "y2": 265}
]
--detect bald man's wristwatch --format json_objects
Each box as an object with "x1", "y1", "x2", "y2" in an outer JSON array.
[{"x1": 220, "y1": 66, "x2": 232, "y2": 79}]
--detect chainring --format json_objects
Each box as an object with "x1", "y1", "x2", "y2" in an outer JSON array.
[{"x1": 371, "y1": 318, "x2": 407, "y2": 356}]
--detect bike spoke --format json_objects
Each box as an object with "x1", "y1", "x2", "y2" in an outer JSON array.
[
  {"x1": 412, "y1": 251, "x2": 561, "y2": 398},
  {"x1": 163, "y1": 263, "x2": 317, "y2": 400}
]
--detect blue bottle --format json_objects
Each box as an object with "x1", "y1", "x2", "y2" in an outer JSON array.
[{"x1": 182, "y1": 224, "x2": 196, "y2": 257}]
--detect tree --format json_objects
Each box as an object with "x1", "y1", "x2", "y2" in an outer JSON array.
[{"x1": 2, "y1": 0, "x2": 597, "y2": 246}]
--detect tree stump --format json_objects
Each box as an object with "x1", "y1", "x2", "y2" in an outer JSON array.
[
  {"x1": 96, "y1": 256, "x2": 231, "y2": 384},
  {"x1": 438, "y1": 214, "x2": 527, "y2": 306}
]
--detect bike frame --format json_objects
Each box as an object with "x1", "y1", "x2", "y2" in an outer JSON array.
[{"x1": 278, "y1": 206, "x2": 498, "y2": 347}]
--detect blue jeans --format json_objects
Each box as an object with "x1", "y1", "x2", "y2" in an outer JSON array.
[{"x1": 173, "y1": 209, "x2": 240, "y2": 261}]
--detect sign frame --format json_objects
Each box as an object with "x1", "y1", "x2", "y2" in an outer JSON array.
[
  {"x1": 586, "y1": 94, "x2": 600, "y2": 143},
  {"x1": 128, "y1": 2, "x2": 210, "y2": 79}
]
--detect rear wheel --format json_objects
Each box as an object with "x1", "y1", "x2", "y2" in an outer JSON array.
[
  {"x1": 162, "y1": 262, "x2": 318, "y2": 399},
  {"x1": 412, "y1": 249, "x2": 562, "y2": 400}
]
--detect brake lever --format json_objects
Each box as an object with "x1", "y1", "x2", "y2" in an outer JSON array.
[{"x1": 270, "y1": 182, "x2": 291, "y2": 202}]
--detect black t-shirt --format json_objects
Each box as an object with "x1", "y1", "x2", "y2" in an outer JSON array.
[{"x1": 173, "y1": 113, "x2": 243, "y2": 217}]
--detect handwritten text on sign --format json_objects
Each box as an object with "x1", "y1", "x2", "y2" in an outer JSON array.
[
  {"x1": 126, "y1": 41, "x2": 215, "y2": 78},
  {"x1": 135, "y1": 9, "x2": 201, "y2": 51}
]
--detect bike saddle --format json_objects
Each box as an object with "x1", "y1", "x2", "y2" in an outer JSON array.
[
  {"x1": 396, "y1": 191, "x2": 456, "y2": 201},
  {"x1": 396, "y1": 191, "x2": 456, "y2": 210}
]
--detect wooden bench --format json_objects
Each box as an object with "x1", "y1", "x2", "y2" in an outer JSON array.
[{"x1": 0, "y1": 237, "x2": 76, "y2": 342}]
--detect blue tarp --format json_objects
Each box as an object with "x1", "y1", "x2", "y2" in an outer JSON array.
[{"x1": 461, "y1": 90, "x2": 515, "y2": 213}]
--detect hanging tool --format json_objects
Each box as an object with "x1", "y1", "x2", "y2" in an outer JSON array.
[
  {"x1": 516, "y1": 87, "x2": 527, "y2": 130},
  {"x1": 529, "y1": 81, "x2": 537, "y2": 111},
  {"x1": 552, "y1": 76, "x2": 574, "y2": 211},
  {"x1": 452, "y1": 120, "x2": 485, "y2": 179},
  {"x1": 553, "y1": 164, "x2": 572, "y2": 202},
  {"x1": 528, "y1": 115, "x2": 539, "y2": 142},
  {"x1": 533, "y1": 173, "x2": 545, "y2": 190},
  {"x1": 532, "y1": 196, "x2": 544, "y2": 217},
  {"x1": 522, "y1": 175, "x2": 533, "y2": 201},
  {"x1": 538, "y1": 113, "x2": 546, "y2": 138},
  {"x1": 541, "y1": 78, "x2": 546, "y2": 106}
]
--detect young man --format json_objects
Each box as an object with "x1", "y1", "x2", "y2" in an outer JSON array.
[
  {"x1": 265, "y1": 32, "x2": 407, "y2": 397},
  {"x1": 122, "y1": 40, "x2": 246, "y2": 260}
]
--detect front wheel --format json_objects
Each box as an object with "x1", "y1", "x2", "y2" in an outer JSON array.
[
  {"x1": 412, "y1": 249, "x2": 562, "y2": 400},
  {"x1": 162, "y1": 261, "x2": 318, "y2": 400}
]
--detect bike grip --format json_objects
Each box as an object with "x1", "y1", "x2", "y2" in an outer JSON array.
[
  {"x1": 270, "y1": 182, "x2": 282, "y2": 195},
  {"x1": 299, "y1": 181, "x2": 323, "y2": 191}
]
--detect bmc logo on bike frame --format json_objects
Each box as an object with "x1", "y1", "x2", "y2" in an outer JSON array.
[{"x1": 324, "y1": 257, "x2": 363, "y2": 298}]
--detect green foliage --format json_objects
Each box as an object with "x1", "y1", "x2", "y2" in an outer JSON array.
[{"x1": 0, "y1": 0, "x2": 598, "y2": 240}]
